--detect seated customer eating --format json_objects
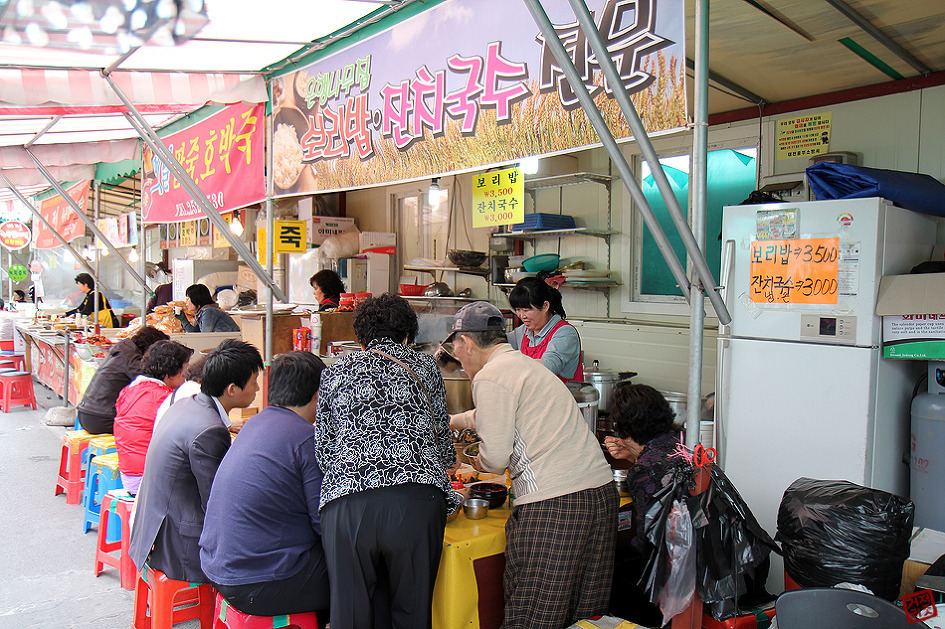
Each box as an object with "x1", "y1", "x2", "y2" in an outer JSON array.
[{"x1": 199, "y1": 351, "x2": 330, "y2": 620}]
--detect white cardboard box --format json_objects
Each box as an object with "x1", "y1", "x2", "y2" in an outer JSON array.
[
  {"x1": 311, "y1": 216, "x2": 356, "y2": 245},
  {"x1": 876, "y1": 273, "x2": 945, "y2": 359},
  {"x1": 360, "y1": 231, "x2": 396, "y2": 254}
]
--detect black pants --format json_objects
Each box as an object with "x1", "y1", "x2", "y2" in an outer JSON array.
[
  {"x1": 76, "y1": 410, "x2": 113, "y2": 435},
  {"x1": 322, "y1": 483, "x2": 446, "y2": 629},
  {"x1": 211, "y1": 544, "x2": 330, "y2": 620}
]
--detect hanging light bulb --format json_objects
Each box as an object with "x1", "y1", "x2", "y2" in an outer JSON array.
[
  {"x1": 128, "y1": 247, "x2": 139, "y2": 262},
  {"x1": 428, "y1": 178, "x2": 440, "y2": 205},
  {"x1": 519, "y1": 155, "x2": 539, "y2": 175},
  {"x1": 229, "y1": 215, "x2": 244, "y2": 237}
]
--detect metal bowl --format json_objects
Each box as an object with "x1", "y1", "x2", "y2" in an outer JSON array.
[
  {"x1": 446, "y1": 503, "x2": 462, "y2": 523},
  {"x1": 448, "y1": 249, "x2": 488, "y2": 267},
  {"x1": 463, "y1": 498, "x2": 489, "y2": 520}
]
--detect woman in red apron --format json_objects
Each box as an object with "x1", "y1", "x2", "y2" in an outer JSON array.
[{"x1": 507, "y1": 277, "x2": 584, "y2": 382}]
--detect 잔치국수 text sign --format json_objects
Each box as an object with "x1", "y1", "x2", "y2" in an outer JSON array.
[
  {"x1": 749, "y1": 237, "x2": 839, "y2": 304},
  {"x1": 472, "y1": 166, "x2": 524, "y2": 228}
]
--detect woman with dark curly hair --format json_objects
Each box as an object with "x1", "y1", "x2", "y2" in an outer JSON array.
[
  {"x1": 314, "y1": 292, "x2": 458, "y2": 629},
  {"x1": 309, "y1": 269, "x2": 346, "y2": 311},
  {"x1": 605, "y1": 384, "x2": 681, "y2": 547},
  {"x1": 507, "y1": 276, "x2": 583, "y2": 382}
]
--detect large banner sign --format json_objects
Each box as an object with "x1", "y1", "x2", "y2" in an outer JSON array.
[
  {"x1": 142, "y1": 102, "x2": 265, "y2": 223},
  {"x1": 271, "y1": 0, "x2": 686, "y2": 194},
  {"x1": 34, "y1": 179, "x2": 89, "y2": 249}
]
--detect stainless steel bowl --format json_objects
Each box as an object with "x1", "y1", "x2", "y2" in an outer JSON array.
[
  {"x1": 463, "y1": 498, "x2": 489, "y2": 519},
  {"x1": 446, "y1": 504, "x2": 462, "y2": 523}
]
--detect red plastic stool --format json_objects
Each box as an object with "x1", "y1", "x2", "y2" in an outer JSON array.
[
  {"x1": 55, "y1": 429, "x2": 98, "y2": 504},
  {"x1": 212, "y1": 593, "x2": 319, "y2": 629},
  {"x1": 0, "y1": 371, "x2": 35, "y2": 412},
  {"x1": 783, "y1": 571, "x2": 802, "y2": 591},
  {"x1": 133, "y1": 563, "x2": 215, "y2": 629},
  {"x1": 93, "y1": 489, "x2": 136, "y2": 590}
]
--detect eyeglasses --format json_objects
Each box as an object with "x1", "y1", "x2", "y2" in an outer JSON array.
[{"x1": 435, "y1": 342, "x2": 459, "y2": 365}]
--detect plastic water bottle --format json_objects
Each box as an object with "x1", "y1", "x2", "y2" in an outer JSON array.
[{"x1": 309, "y1": 313, "x2": 322, "y2": 356}]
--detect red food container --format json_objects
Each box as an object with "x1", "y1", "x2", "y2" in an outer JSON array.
[
  {"x1": 338, "y1": 293, "x2": 356, "y2": 312},
  {"x1": 354, "y1": 292, "x2": 371, "y2": 308},
  {"x1": 292, "y1": 327, "x2": 311, "y2": 352}
]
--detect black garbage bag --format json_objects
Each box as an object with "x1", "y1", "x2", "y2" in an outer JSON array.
[
  {"x1": 776, "y1": 477, "x2": 914, "y2": 600},
  {"x1": 638, "y1": 458, "x2": 778, "y2": 622}
]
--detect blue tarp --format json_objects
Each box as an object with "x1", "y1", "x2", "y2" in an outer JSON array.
[{"x1": 806, "y1": 162, "x2": 945, "y2": 217}]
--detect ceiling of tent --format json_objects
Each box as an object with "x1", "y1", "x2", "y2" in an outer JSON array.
[{"x1": 0, "y1": 0, "x2": 943, "y2": 210}]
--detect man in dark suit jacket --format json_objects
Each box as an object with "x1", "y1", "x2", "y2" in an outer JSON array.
[{"x1": 129, "y1": 339, "x2": 264, "y2": 583}]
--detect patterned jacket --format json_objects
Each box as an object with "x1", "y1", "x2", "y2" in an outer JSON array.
[{"x1": 314, "y1": 338, "x2": 460, "y2": 511}]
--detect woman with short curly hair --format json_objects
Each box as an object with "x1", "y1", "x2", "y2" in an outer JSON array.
[{"x1": 315, "y1": 292, "x2": 458, "y2": 629}]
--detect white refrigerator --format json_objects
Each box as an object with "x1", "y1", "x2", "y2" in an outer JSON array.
[{"x1": 716, "y1": 197, "x2": 935, "y2": 590}]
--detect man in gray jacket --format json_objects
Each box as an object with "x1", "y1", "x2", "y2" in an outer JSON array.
[{"x1": 129, "y1": 339, "x2": 263, "y2": 582}]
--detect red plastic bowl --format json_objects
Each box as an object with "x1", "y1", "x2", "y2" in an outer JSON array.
[{"x1": 399, "y1": 283, "x2": 428, "y2": 296}]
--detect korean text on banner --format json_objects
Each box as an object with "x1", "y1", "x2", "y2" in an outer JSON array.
[
  {"x1": 472, "y1": 167, "x2": 524, "y2": 228},
  {"x1": 142, "y1": 102, "x2": 265, "y2": 223},
  {"x1": 749, "y1": 237, "x2": 839, "y2": 304},
  {"x1": 34, "y1": 179, "x2": 88, "y2": 249},
  {"x1": 270, "y1": 0, "x2": 687, "y2": 194}
]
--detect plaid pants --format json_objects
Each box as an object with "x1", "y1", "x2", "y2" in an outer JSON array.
[{"x1": 502, "y1": 482, "x2": 619, "y2": 629}]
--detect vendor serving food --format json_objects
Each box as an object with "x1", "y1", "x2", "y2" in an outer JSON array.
[
  {"x1": 507, "y1": 276, "x2": 583, "y2": 382},
  {"x1": 64, "y1": 273, "x2": 116, "y2": 327}
]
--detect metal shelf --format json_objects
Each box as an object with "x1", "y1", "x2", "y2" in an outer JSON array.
[
  {"x1": 561, "y1": 282, "x2": 621, "y2": 291},
  {"x1": 492, "y1": 228, "x2": 617, "y2": 240},
  {"x1": 401, "y1": 295, "x2": 481, "y2": 302},
  {"x1": 404, "y1": 265, "x2": 490, "y2": 277},
  {"x1": 523, "y1": 172, "x2": 614, "y2": 190}
]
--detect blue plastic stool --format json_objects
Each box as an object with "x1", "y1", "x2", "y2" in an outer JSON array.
[
  {"x1": 83, "y1": 452, "x2": 123, "y2": 543},
  {"x1": 81, "y1": 435, "x2": 117, "y2": 528}
]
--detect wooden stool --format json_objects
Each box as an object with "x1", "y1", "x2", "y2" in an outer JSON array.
[
  {"x1": 133, "y1": 563, "x2": 215, "y2": 629},
  {"x1": 55, "y1": 429, "x2": 98, "y2": 504},
  {"x1": 94, "y1": 489, "x2": 136, "y2": 590},
  {"x1": 83, "y1": 452, "x2": 123, "y2": 535},
  {"x1": 212, "y1": 593, "x2": 319, "y2": 629},
  {"x1": 0, "y1": 371, "x2": 35, "y2": 412}
]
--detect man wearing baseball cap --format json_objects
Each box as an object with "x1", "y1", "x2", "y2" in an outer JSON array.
[{"x1": 443, "y1": 301, "x2": 617, "y2": 629}]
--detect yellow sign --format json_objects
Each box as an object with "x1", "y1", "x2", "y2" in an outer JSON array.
[
  {"x1": 749, "y1": 237, "x2": 839, "y2": 304},
  {"x1": 257, "y1": 220, "x2": 308, "y2": 261},
  {"x1": 777, "y1": 112, "x2": 832, "y2": 160},
  {"x1": 213, "y1": 214, "x2": 235, "y2": 248},
  {"x1": 471, "y1": 167, "x2": 525, "y2": 228},
  {"x1": 178, "y1": 220, "x2": 198, "y2": 247}
]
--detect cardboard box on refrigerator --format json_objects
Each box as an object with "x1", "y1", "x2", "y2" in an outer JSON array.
[
  {"x1": 311, "y1": 216, "x2": 356, "y2": 245},
  {"x1": 876, "y1": 273, "x2": 945, "y2": 359},
  {"x1": 360, "y1": 231, "x2": 396, "y2": 255}
]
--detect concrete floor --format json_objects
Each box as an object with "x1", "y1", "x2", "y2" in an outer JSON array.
[{"x1": 0, "y1": 379, "x2": 199, "y2": 629}]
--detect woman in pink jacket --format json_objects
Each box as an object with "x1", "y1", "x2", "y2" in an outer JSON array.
[{"x1": 113, "y1": 340, "x2": 193, "y2": 495}]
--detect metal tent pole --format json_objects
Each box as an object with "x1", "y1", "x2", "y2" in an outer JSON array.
[
  {"x1": 687, "y1": 0, "x2": 710, "y2": 449},
  {"x1": 264, "y1": 91, "x2": 275, "y2": 369},
  {"x1": 563, "y1": 0, "x2": 730, "y2": 325},
  {"x1": 103, "y1": 74, "x2": 288, "y2": 303},
  {"x1": 139, "y1": 183, "x2": 147, "y2": 321},
  {"x1": 522, "y1": 0, "x2": 692, "y2": 303},
  {"x1": 93, "y1": 182, "x2": 101, "y2": 330}
]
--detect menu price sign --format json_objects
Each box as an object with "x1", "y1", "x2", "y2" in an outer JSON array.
[
  {"x1": 749, "y1": 237, "x2": 839, "y2": 304},
  {"x1": 472, "y1": 167, "x2": 524, "y2": 228}
]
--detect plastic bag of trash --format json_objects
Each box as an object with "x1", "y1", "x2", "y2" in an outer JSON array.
[{"x1": 776, "y1": 477, "x2": 914, "y2": 600}]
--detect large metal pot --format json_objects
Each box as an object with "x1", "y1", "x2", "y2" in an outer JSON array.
[
  {"x1": 584, "y1": 360, "x2": 636, "y2": 413},
  {"x1": 442, "y1": 371, "x2": 473, "y2": 414},
  {"x1": 566, "y1": 382, "x2": 600, "y2": 434}
]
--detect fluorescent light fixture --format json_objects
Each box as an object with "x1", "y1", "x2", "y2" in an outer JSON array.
[
  {"x1": 519, "y1": 156, "x2": 539, "y2": 175},
  {"x1": 0, "y1": 0, "x2": 210, "y2": 52},
  {"x1": 428, "y1": 178, "x2": 440, "y2": 205}
]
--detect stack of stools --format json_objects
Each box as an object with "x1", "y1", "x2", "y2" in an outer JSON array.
[
  {"x1": 0, "y1": 349, "x2": 26, "y2": 371},
  {"x1": 94, "y1": 488, "x2": 136, "y2": 590},
  {"x1": 82, "y1": 435, "x2": 118, "y2": 534},
  {"x1": 83, "y1": 452, "x2": 123, "y2": 541},
  {"x1": 55, "y1": 429, "x2": 99, "y2": 504},
  {"x1": 133, "y1": 562, "x2": 215, "y2": 629},
  {"x1": 212, "y1": 594, "x2": 319, "y2": 629},
  {"x1": 0, "y1": 371, "x2": 36, "y2": 412}
]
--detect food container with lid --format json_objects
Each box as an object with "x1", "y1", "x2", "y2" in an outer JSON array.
[
  {"x1": 566, "y1": 381, "x2": 600, "y2": 434},
  {"x1": 584, "y1": 360, "x2": 636, "y2": 413}
]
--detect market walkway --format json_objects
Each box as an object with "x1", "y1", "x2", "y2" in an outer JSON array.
[{"x1": 0, "y1": 378, "x2": 199, "y2": 629}]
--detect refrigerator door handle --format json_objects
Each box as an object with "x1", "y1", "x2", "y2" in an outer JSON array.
[
  {"x1": 719, "y1": 239, "x2": 736, "y2": 335},
  {"x1": 715, "y1": 336, "x2": 729, "y2": 469}
]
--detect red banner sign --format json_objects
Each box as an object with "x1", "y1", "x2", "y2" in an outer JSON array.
[
  {"x1": 0, "y1": 221, "x2": 31, "y2": 250},
  {"x1": 34, "y1": 179, "x2": 89, "y2": 249},
  {"x1": 142, "y1": 102, "x2": 265, "y2": 224}
]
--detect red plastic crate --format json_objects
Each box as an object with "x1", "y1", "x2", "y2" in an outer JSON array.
[
  {"x1": 702, "y1": 604, "x2": 776, "y2": 629},
  {"x1": 0, "y1": 340, "x2": 13, "y2": 351}
]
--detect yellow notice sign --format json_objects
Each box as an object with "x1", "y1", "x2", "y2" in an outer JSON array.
[
  {"x1": 178, "y1": 220, "x2": 197, "y2": 247},
  {"x1": 749, "y1": 237, "x2": 839, "y2": 304},
  {"x1": 777, "y1": 112, "x2": 832, "y2": 160},
  {"x1": 472, "y1": 166, "x2": 525, "y2": 228},
  {"x1": 257, "y1": 220, "x2": 308, "y2": 261}
]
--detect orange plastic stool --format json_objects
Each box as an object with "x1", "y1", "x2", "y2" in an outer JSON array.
[
  {"x1": 212, "y1": 593, "x2": 319, "y2": 629},
  {"x1": 93, "y1": 489, "x2": 136, "y2": 590},
  {"x1": 55, "y1": 429, "x2": 98, "y2": 504},
  {"x1": 133, "y1": 563, "x2": 215, "y2": 629},
  {"x1": 0, "y1": 371, "x2": 35, "y2": 412}
]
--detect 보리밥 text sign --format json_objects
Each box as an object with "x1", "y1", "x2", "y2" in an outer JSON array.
[
  {"x1": 34, "y1": 179, "x2": 89, "y2": 249},
  {"x1": 472, "y1": 167, "x2": 524, "y2": 228},
  {"x1": 0, "y1": 221, "x2": 31, "y2": 250},
  {"x1": 749, "y1": 237, "x2": 839, "y2": 304},
  {"x1": 142, "y1": 103, "x2": 265, "y2": 224},
  {"x1": 270, "y1": 0, "x2": 686, "y2": 194}
]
